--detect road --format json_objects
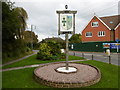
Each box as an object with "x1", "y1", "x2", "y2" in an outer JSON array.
[{"x1": 69, "y1": 51, "x2": 119, "y2": 66}]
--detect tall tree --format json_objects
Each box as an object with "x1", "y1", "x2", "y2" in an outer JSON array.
[
  {"x1": 69, "y1": 34, "x2": 82, "y2": 43},
  {"x1": 23, "y1": 31, "x2": 38, "y2": 43},
  {"x1": 12, "y1": 7, "x2": 28, "y2": 39},
  {"x1": 2, "y1": 1, "x2": 29, "y2": 60}
]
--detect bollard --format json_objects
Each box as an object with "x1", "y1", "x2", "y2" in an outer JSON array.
[
  {"x1": 82, "y1": 53, "x2": 84, "y2": 58},
  {"x1": 74, "y1": 52, "x2": 75, "y2": 56},
  {"x1": 108, "y1": 56, "x2": 111, "y2": 64},
  {"x1": 92, "y1": 54, "x2": 93, "y2": 60},
  {"x1": 106, "y1": 49, "x2": 111, "y2": 64}
]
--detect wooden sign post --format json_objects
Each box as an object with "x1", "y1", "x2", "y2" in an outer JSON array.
[{"x1": 56, "y1": 5, "x2": 77, "y2": 70}]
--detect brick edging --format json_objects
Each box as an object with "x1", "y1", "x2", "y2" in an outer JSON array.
[{"x1": 33, "y1": 62, "x2": 101, "y2": 88}]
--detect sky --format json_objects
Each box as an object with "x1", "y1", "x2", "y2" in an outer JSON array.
[{"x1": 11, "y1": 0, "x2": 119, "y2": 41}]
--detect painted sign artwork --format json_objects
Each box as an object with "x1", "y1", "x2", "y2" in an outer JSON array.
[{"x1": 61, "y1": 15, "x2": 72, "y2": 30}]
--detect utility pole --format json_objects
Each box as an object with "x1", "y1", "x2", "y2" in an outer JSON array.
[
  {"x1": 30, "y1": 25, "x2": 36, "y2": 51},
  {"x1": 31, "y1": 25, "x2": 33, "y2": 51}
]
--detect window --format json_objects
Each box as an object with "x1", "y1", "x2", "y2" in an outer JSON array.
[
  {"x1": 98, "y1": 31, "x2": 105, "y2": 36},
  {"x1": 86, "y1": 32, "x2": 92, "y2": 37},
  {"x1": 91, "y1": 22, "x2": 99, "y2": 27},
  {"x1": 110, "y1": 21, "x2": 113, "y2": 24}
]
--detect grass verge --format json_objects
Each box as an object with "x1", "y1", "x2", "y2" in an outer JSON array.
[
  {"x1": 2, "y1": 51, "x2": 34, "y2": 64},
  {"x1": 2, "y1": 54, "x2": 84, "y2": 69},
  {"x1": 2, "y1": 60, "x2": 119, "y2": 88}
]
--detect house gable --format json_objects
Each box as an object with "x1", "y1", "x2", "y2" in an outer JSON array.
[
  {"x1": 115, "y1": 23, "x2": 120, "y2": 30},
  {"x1": 115, "y1": 23, "x2": 120, "y2": 40},
  {"x1": 82, "y1": 15, "x2": 111, "y2": 42},
  {"x1": 82, "y1": 15, "x2": 111, "y2": 33}
]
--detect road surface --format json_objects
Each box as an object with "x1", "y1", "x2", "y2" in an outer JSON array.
[{"x1": 69, "y1": 51, "x2": 119, "y2": 66}]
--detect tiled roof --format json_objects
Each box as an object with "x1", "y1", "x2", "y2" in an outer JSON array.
[{"x1": 100, "y1": 15, "x2": 120, "y2": 30}]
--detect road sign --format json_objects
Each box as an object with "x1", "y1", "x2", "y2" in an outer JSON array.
[
  {"x1": 116, "y1": 44, "x2": 120, "y2": 46},
  {"x1": 116, "y1": 39, "x2": 119, "y2": 42}
]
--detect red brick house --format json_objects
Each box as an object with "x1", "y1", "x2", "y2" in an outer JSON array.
[
  {"x1": 82, "y1": 15, "x2": 120, "y2": 42},
  {"x1": 115, "y1": 23, "x2": 120, "y2": 40}
]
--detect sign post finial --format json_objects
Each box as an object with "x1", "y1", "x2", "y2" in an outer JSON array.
[{"x1": 65, "y1": 5, "x2": 68, "y2": 9}]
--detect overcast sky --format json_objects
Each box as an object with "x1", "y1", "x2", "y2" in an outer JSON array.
[{"x1": 11, "y1": 0, "x2": 119, "y2": 41}]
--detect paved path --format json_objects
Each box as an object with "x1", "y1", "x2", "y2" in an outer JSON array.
[
  {"x1": 1, "y1": 60, "x2": 86, "y2": 72},
  {"x1": 1, "y1": 50, "x2": 39, "y2": 67}
]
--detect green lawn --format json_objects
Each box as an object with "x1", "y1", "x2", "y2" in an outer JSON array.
[
  {"x1": 2, "y1": 68, "x2": 48, "y2": 88},
  {"x1": 2, "y1": 51, "x2": 33, "y2": 64},
  {"x1": 2, "y1": 54, "x2": 84, "y2": 69},
  {"x1": 77, "y1": 60, "x2": 119, "y2": 88},
  {"x1": 2, "y1": 60, "x2": 119, "y2": 88}
]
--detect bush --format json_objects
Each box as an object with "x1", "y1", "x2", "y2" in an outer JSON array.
[
  {"x1": 47, "y1": 40, "x2": 61, "y2": 55},
  {"x1": 50, "y1": 55, "x2": 60, "y2": 60},
  {"x1": 37, "y1": 43, "x2": 52, "y2": 60},
  {"x1": 37, "y1": 40, "x2": 66, "y2": 60},
  {"x1": 60, "y1": 53, "x2": 66, "y2": 59},
  {"x1": 26, "y1": 47, "x2": 31, "y2": 52}
]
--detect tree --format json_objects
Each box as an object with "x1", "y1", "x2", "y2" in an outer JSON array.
[
  {"x1": 2, "y1": 1, "x2": 29, "y2": 60},
  {"x1": 69, "y1": 34, "x2": 82, "y2": 43},
  {"x1": 12, "y1": 7, "x2": 28, "y2": 39},
  {"x1": 40, "y1": 37, "x2": 65, "y2": 49},
  {"x1": 23, "y1": 31, "x2": 39, "y2": 49},
  {"x1": 23, "y1": 31, "x2": 38, "y2": 43}
]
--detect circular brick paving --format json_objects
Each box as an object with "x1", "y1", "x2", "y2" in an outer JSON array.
[{"x1": 34, "y1": 62, "x2": 101, "y2": 88}]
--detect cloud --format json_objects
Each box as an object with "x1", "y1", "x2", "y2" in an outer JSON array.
[{"x1": 12, "y1": 0, "x2": 119, "y2": 41}]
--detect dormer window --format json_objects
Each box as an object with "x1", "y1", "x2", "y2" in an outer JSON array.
[
  {"x1": 110, "y1": 21, "x2": 113, "y2": 24},
  {"x1": 91, "y1": 22, "x2": 99, "y2": 27}
]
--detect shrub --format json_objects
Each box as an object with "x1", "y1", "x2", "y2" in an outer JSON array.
[
  {"x1": 37, "y1": 41, "x2": 65, "y2": 60},
  {"x1": 26, "y1": 47, "x2": 31, "y2": 52},
  {"x1": 37, "y1": 43, "x2": 52, "y2": 60},
  {"x1": 50, "y1": 55, "x2": 60, "y2": 60},
  {"x1": 60, "y1": 53, "x2": 66, "y2": 59},
  {"x1": 47, "y1": 40, "x2": 61, "y2": 55}
]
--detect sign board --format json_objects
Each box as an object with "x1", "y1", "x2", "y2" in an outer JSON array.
[
  {"x1": 103, "y1": 43, "x2": 110, "y2": 48},
  {"x1": 103, "y1": 43, "x2": 120, "y2": 49},
  {"x1": 56, "y1": 10, "x2": 77, "y2": 35},
  {"x1": 60, "y1": 15, "x2": 73, "y2": 32},
  {"x1": 110, "y1": 43, "x2": 120, "y2": 49},
  {"x1": 116, "y1": 39, "x2": 119, "y2": 42}
]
